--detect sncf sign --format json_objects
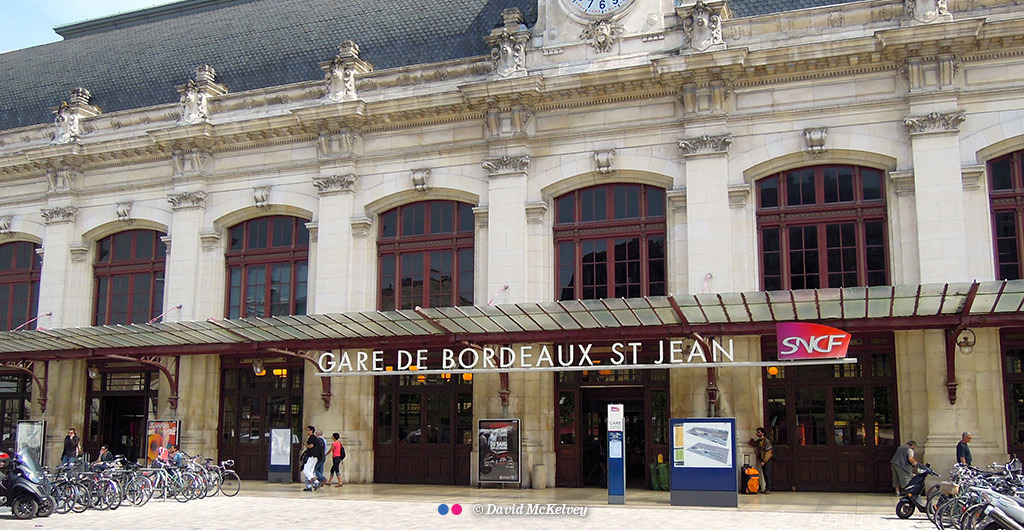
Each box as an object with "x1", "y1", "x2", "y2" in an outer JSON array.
[{"x1": 776, "y1": 323, "x2": 851, "y2": 359}]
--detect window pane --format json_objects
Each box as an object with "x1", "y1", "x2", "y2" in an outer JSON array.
[
  {"x1": 646, "y1": 187, "x2": 665, "y2": 218},
  {"x1": 458, "y1": 204, "x2": 474, "y2": 233},
  {"x1": 398, "y1": 393, "x2": 421, "y2": 444},
  {"x1": 557, "y1": 195, "x2": 574, "y2": 225},
  {"x1": 873, "y1": 386, "x2": 895, "y2": 447},
  {"x1": 558, "y1": 391, "x2": 575, "y2": 445},
  {"x1": 430, "y1": 202, "x2": 454, "y2": 234},
  {"x1": 248, "y1": 218, "x2": 269, "y2": 249},
  {"x1": 612, "y1": 185, "x2": 640, "y2": 219},
  {"x1": 113, "y1": 233, "x2": 132, "y2": 261},
  {"x1": 991, "y1": 157, "x2": 1014, "y2": 191},
  {"x1": 580, "y1": 187, "x2": 606, "y2": 222},
  {"x1": 135, "y1": 231, "x2": 154, "y2": 259},
  {"x1": 272, "y1": 217, "x2": 294, "y2": 248},
  {"x1": 995, "y1": 212, "x2": 1021, "y2": 280},
  {"x1": 862, "y1": 169, "x2": 883, "y2": 200},
  {"x1": 429, "y1": 251, "x2": 453, "y2": 308},
  {"x1": 381, "y1": 210, "x2": 397, "y2": 239},
  {"x1": 400, "y1": 253, "x2": 424, "y2": 309},
  {"x1": 766, "y1": 387, "x2": 787, "y2": 445},
  {"x1": 229, "y1": 225, "x2": 244, "y2": 251},
  {"x1": 648, "y1": 236, "x2": 665, "y2": 296},
  {"x1": 558, "y1": 242, "x2": 575, "y2": 301},
  {"x1": 794, "y1": 388, "x2": 827, "y2": 445},
  {"x1": 245, "y1": 265, "x2": 266, "y2": 317},
  {"x1": 759, "y1": 177, "x2": 779, "y2": 208},
  {"x1": 378, "y1": 393, "x2": 393, "y2": 444},
  {"x1": 833, "y1": 387, "x2": 866, "y2": 446},
  {"x1": 457, "y1": 248, "x2": 473, "y2": 306},
  {"x1": 402, "y1": 204, "x2": 425, "y2": 237},
  {"x1": 380, "y1": 255, "x2": 396, "y2": 310}
]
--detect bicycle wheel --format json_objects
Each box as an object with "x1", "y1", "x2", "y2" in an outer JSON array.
[
  {"x1": 70, "y1": 482, "x2": 90, "y2": 513},
  {"x1": 101, "y1": 479, "x2": 122, "y2": 511},
  {"x1": 171, "y1": 474, "x2": 193, "y2": 503},
  {"x1": 220, "y1": 470, "x2": 240, "y2": 497},
  {"x1": 206, "y1": 469, "x2": 222, "y2": 497},
  {"x1": 53, "y1": 482, "x2": 75, "y2": 514},
  {"x1": 959, "y1": 503, "x2": 989, "y2": 530},
  {"x1": 928, "y1": 491, "x2": 951, "y2": 523},
  {"x1": 192, "y1": 472, "x2": 208, "y2": 499},
  {"x1": 127, "y1": 476, "x2": 154, "y2": 506},
  {"x1": 937, "y1": 497, "x2": 968, "y2": 529}
]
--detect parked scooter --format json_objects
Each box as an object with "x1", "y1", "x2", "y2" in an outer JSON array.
[
  {"x1": 896, "y1": 463, "x2": 939, "y2": 519},
  {"x1": 0, "y1": 451, "x2": 55, "y2": 520},
  {"x1": 965, "y1": 487, "x2": 1024, "y2": 530}
]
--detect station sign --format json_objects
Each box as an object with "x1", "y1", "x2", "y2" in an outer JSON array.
[{"x1": 776, "y1": 322, "x2": 851, "y2": 360}]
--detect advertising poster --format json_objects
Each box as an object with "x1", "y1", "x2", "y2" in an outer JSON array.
[
  {"x1": 270, "y1": 428, "x2": 292, "y2": 466},
  {"x1": 16, "y1": 420, "x2": 45, "y2": 464},
  {"x1": 679, "y1": 421, "x2": 733, "y2": 468},
  {"x1": 673, "y1": 423, "x2": 686, "y2": 467},
  {"x1": 478, "y1": 419, "x2": 520, "y2": 484},
  {"x1": 146, "y1": 419, "x2": 180, "y2": 465}
]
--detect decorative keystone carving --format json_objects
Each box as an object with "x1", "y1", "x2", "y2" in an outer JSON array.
[
  {"x1": 45, "y1": 164, "x2": 81, "y2": 194},
  {"x1": 167, "y1": 191, "x2": 209, "y2": 210},
  {"x1": 482, "y1": 155, "x2": 530, "y2": 176},
  {"x1": 321, "y1": 41, "x2": 373, "y2": 103},
  {"x1": 351, "y1": 217, "x2": 373, "y2": 239},
  {"x1": 312, "y1": 174, "x2": 357, "y2": 195},
  {"x1": 41, "y1": 206, "x2": 79, "y2": 224},
  {"x1": 253, "y1": 186, "x2": 271, "y2": 208},
  {"x1": 593, "y1": 149, "x2": 616, "y2": 176},
  {"x1": 115, "y1": 202, "x2": 133, "y2": 223},
  {"x1": 411, "y1": 168, "x2": 430, "y2": 193},
  {"x1": 171, "y1": 147, "x2": 212, "y2": 177},
  {"x1": 580, "y1": 20, "x2": 623, "y2": 53},
  {"x1": 804, "y1": 127, "x2": 828, "y2": 157},
  {"x1": 680, "y1": 1, "x2": 725, "y2": 53},
  {"x1": 903, "y1": 112, "x2": 965, "y2": 134},
  {"x1": 317, "y1": 130, "x2": 363, "y2": 160},
  {"x1": 678, "y1": 134, "x2": 732, "y2": 156},
  {"x1": 525, "y1": 201, "x2": 548, "y2": 225},
  {"x1": 905, "y1": 0, "x2": 953, "y2": 23},
  {"x1": 0, "y1": 215, "x2": 12, "y2": 236},
  {"x1": 486, "y1": 8, "x2": 530, "y2": 78},
  {"x1": 50, "y1": 88, "x2": 100, "y2": 145}
]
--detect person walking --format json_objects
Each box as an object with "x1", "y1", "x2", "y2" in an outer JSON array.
[
  {"x1": 315, "y1": 429, "x2": 329, "y2": 489},
  {"x1": 61, "y1": 428, "x2": 81, "y2": 466},
  {"x1": 750, "y1": 427, "x2": 774, "y2": 494},
  {"x1": 304, "y1": 426, "x2": 325, "y2": 489},
  {"x1": 890, "y1": 440, "x2": 918, "y2": 495},
  {"x1": 325, "y1": 432, "x2": 344, "y2": 488},
  {"x1": 957, "y1": 432, "x2": 973, "y2": 466}
]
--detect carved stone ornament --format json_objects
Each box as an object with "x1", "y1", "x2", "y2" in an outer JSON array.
[
  {"x1": 312, "y1": 174, "x2": 357, "y2": 195},
  {"x1": 905, "y1": 0, "x2": 953, "y2": 23},
  {"x1": 903, "y1": 111, "x2": 966, "y2": 134},
  {"x1": 166, "y1": 191, "x2": 209, "y2": 210},
  {"x1": 0, "y1": 215, "x2": 12, "y2": 236},
  {"x1": 411, "y1": 168, "x2": 430, "y2": 193},
  {"x1": 322, "y1": 41, "x2": 372, "y2": 103},
  {"x1": 482, "y1": 155, "x2": 531, "y2": 175},
  {"x1": 46, "y1": 165, "x2": 80, "y2": 194},
  {"x1": 51, "y1": 102, "x2": 80, "y2": 144},
  {"x1": 678, "y1": 134, "x2": 733, "y2": 155},
  {"x1": 580, "y1": 20, "x2": 624, "y2": 53},
  {"x1": 317, "y1": 130, "x2": 363, "y2": 160},
  {"x1": 172, "y1": 148, "x2": 212, "y2": 177},
  {"x1": 682, "y1": 1, "x2": 725, "y2": 53},
  {"x1": 115, "y1": 202, "x2": 133, "y2": 223},
  {"x1": 593, "y1": 149, "x2": 616, "y2": 176},
  {"x1": 40, "y1": 206, "x2": 79, "y2": 224},
  {"x1": 178, "y1": 80, "x2": 209, "y2": 124},
  {"x1": 253, "y1": 186, "x2": 271, "y2": 208},
  {"x1": 804, "y1": 127, "x2": 828, "y2": 157},
  {"x1": 489, "y1": 28, "x2": 527, "y2": 77}
]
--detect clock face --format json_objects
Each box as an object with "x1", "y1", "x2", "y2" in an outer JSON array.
[{"x1": 568, "y1": 0, "x2": 633, "y2": 17}]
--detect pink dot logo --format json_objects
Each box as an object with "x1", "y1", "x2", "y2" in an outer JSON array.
[{"x1": 451, "y1": 504, "x2": 463, "y2": 515}]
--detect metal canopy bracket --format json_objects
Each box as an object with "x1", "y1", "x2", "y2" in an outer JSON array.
[
  {"x1": 944, "y1": 281, "x2": 980, "y2": 406},
  {"x1": 102, "y1": 354, "x2": 180, "y2": 410},
  {"x1": 266, "y1": 348, "x2": 332, "y2": 409},
  {"x1": 0, "y1": 360, "x2": 49, "y2": 412}
]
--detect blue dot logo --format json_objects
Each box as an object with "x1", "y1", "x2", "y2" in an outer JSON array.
[{"x1": 438, "y1": 503, "x2": 449, "y2": 515}]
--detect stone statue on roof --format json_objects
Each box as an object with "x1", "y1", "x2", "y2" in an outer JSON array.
[{"x1": 179, "y1": 80, "x2": 209, "y2": 124}]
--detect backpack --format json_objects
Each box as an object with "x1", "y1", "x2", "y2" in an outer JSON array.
[
  {"x1": 340, "y1": 443, "x2": 346, "y2": 461},
  {"x1": 741, "y1": 464, "x2": 760, "y2": 494}
]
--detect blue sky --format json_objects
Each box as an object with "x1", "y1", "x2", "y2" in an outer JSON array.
[{"x1": 0, "y1": 0, "x2": 177, "y2": 53}]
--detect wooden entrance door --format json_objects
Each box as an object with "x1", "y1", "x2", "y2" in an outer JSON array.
[
  {"x1": 374, "y1": 374, "x2": 472, "y2": 484},
  {"x1": 763, "y1": 333, "x2": 898, "y2": 492}
]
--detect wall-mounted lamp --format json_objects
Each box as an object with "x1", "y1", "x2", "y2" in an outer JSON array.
[
  {"x1": 87, "y1": 365, "x2": 99, "y2": 380},
  {"x1": 253, "y1": 358, "x2": 266, "y2": 376},
  {"x1": 957, "y1": 328, "x2": 976, "y2": 356}
]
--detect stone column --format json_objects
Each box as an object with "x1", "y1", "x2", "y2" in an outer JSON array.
[
  {"x1": 310, "y1": 174, "x2": 356, "y2": 313},
  {"x1": 679, "y1": 134, "x2": 734, "y2": 292},
  {"x1": 904, "y1": 111, "x2": 968, "y2": 283},
  {"x1": 482, "y1": 155, "x2": 531, "y2": 304}
]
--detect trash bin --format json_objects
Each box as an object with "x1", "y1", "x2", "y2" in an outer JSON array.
[{"x1": 655, "y1": 462, "x2": 669, "y2": 491}]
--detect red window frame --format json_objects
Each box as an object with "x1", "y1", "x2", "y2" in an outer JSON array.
[
  {"x1": 553, "y1": 184, "x2": 666, "y2": 301},
  {"x1": 756, "y1": 165, "x2": 889, "y2": 291},
  {"x1": 225, "y1": 216, "x2": 309, "y2": 318},
  {"x1": 377, "y1": 201, "x2": 474, "y2": 310},
  {"x1": 0, "y1": 241, "x2": 41, "y2": 331},
  {"x1": 989, "y1": 150, "x2": 1024, "y2": 280},
  {"x1": 94, "y1": 230, "x2": 167, "y2": 325}
]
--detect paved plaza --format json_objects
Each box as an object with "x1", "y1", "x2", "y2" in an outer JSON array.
[{"x1": 0, "y1": 483, "x2": 940, "y2": 529}]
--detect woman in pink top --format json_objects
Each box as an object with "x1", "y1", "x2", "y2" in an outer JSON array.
[{"x1": 325, "y1": 432, "x2": 344, "y2": 487}]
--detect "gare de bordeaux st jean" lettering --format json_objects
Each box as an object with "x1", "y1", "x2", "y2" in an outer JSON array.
[{"x1": 317, "y1": 339, "x2": 735, "y2": 373}]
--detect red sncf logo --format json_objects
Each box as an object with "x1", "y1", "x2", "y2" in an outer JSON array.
[{"x1": 776, "y1": 323, "x2": 851, "y2": 359}]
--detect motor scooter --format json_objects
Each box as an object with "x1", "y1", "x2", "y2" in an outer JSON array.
[
  {"x1": 896, "y1": 463, "x2": 939, "y2": 519},
  {"x1": 0, "y1": 451, "x2": 55, "y2": 520}
]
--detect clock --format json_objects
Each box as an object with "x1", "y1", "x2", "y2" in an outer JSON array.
[{"x1": 564, "y1": 0, "x2": 636, "y2": 19}]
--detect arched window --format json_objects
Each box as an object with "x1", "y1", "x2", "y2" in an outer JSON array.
[
  {"x1": 757, "y1": 165, "x2": 888, "y2": 290},
  {"x1": 226, "y1": 216, "x2": 309, "y2": 318},
  {"x1": 378, "y1": 201, "x2": 474, "y2": 310},
  {"x1": 990, "y1": 150, "x2": 1024, "y2": 280},
  {"x1": 554, "y1": 184, "x2": 666, "y2": 300},
  {"x1": 0, "y1": 241, "x2": 41, "y2": 330},
  {"x1": 94, "y1": 230, "x2": 166, "y2": 325}
]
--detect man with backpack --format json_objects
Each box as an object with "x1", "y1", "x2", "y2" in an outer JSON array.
[{"x1": 750, "y1": 427, "x2": 773, "y2": 494}]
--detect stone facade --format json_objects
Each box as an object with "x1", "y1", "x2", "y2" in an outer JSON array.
[{"x1": 1, "y1": 0, "x2": 1024, "y2": 489}]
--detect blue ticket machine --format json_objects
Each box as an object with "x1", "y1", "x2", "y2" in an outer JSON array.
[{"x1": 608, "y1": 403, "x2": 625, "y2": 504}]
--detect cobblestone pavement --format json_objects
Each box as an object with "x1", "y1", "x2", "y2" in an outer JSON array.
[{"x1": 0, "y1": 495, "x2": 937, "y2": 530}]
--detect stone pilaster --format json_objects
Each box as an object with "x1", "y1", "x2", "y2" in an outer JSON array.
[
  {"x1": 482, "y1": 155, "x2": 531, "y2": 304},
  {"x1": 311, "y1": 174, "x2": 357, "y2": 313},
  {"x1": 904, "y1": 111, "x2": 968, "y2": 283},
  {"x1": 680, "y1": 134, "x2": 734, "y2": 292}
]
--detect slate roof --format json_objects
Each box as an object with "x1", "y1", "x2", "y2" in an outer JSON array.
[{"x1": 0, "y1": 0, "x2": 858, "y2": 132}]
